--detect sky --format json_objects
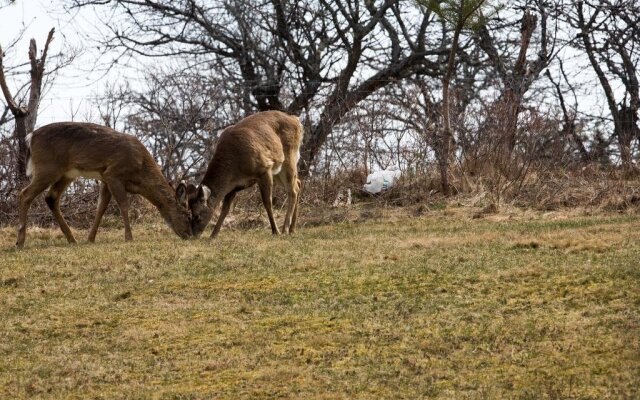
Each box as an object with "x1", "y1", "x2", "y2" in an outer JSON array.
[{"x1": 1, "y1": 0, "x2": 131, "y2": 125}]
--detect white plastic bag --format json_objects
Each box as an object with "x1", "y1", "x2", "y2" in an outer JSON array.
[{"x1": 363, "y1": 166, "x2": 401, "y2": 194}]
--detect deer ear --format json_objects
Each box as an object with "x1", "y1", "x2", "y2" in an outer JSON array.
[
  {"x1": 198, "y1": 185, "x2": 211, "y2": 203},
  {"x1": 176, "y1": 181, "x2": 188, "y2": 202}
]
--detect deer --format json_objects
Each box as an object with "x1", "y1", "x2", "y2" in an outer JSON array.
[
  {"x1": 187, "y1": 110, "x2": 303, "y2": 238},
  {"x1": 15, "y1": 122, "x2": 193, "y2": 248}
]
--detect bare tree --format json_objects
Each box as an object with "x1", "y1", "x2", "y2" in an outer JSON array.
[
  {"x1": 476, "y1": 0, "x2": 556, "y2": 159},
  {"x1": 0, "y1": 28, "x2": 55, "y2": 183},
  {"x1": 568, "y1": 0, "x2": 640, "y2": 170},
  {"x1": 65, "y1": 0, "x2": 448, "y2": 175},
  {"x1": 422, "y1": 0, "x2": 487, "y2": 195},
  {"x1": 121, "y1": 67, "x2": 245, "y2": 183}
]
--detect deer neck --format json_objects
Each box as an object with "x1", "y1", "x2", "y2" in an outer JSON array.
[
  {"x1": 140, "y1": 179, "x2": 181, "y2": 226},
  {"x1": 201, "y1": 168, "x2": 226, "y2": 200}
]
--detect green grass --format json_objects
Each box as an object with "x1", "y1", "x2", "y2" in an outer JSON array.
[{"x1": 1, "y1": 212, "x2": 639, "y2": 399}]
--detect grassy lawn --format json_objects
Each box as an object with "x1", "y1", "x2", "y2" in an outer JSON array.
[{"x1": 1, "y1": 211, "x2": 639, "y2": 399}]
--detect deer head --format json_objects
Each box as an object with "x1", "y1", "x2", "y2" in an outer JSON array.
[
  {"x1": 185, "y1": 183, "x2": 212, "y2": 237},
  {"x1": 169, "y1": 181, "x2": 194, "y2": 239}
]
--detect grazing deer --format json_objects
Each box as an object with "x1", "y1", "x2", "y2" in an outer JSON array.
[
  {"x1": 188, "y1": 110, "x2": 303, "y2": 238},
  {"x1": 15, "y1": 122, "x2": 193, "y2": 248}
]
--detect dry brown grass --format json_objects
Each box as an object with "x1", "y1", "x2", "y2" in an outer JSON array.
[{"x1": 1, "y1": 209, "x2": 639, "y2": 398}]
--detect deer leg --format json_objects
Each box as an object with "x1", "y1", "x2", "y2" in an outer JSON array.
[
  {"x1": 276, "y1": 165, "x2": 300, "y2": 235},
  {"x1": 286, "y1": 177, "x2": 300, "y2": 234},
  {"x1": 275, "y1": 172, "x2": 288, "y2": 234},
  {"x1": 88, "y1": 183, "x2": 112, "y2": 243},
  {"x1": 16, "y1": 176, "x2": 54, "y2": 248},
  {"x1": 258, "y1": 173, "x2": 280, "y2": 235},
  {"x1": 291, "y1": 198, "x2": 299, "y2": 234},
  {"x1": 279, "y1": 171, "x2": 299, "y2": 234},
  {"x1": 291, "y1": 179, "x2": 301, "y2": 233},
  {"x1": 210, "y1": 190, "x2": 237, "y2": 239},
  {"x1": 44, "y1": 177, "x2": 76, "y2": 244},
  {"x1": 105, "y1": 179, "x2": 133, "y2": 241}
]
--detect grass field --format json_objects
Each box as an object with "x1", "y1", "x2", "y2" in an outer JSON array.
[{"x1": 1, "y1": 210, "x2": 639, "y2": 399}]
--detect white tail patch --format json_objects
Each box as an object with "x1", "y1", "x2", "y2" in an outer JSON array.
[
  {"x1": 272, "y1": 163, "x2": 282, "y2": 176},
  {"x1": 295, "y1": 119, "x2": 303, "y2": 164},
  {"x1": 26, "y1": 158, "x2": 34, "y2": 177},
  {"x1": 25, "y1": 132, "x2": 34, "y2": 177}
]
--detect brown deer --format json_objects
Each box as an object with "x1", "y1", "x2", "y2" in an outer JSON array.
[
  {"x1": 16, "y1": 122, "x2": 193, "y2": 248},
  {"x1": 187, "y1": 110, "x2": 303, "y2": 238}
]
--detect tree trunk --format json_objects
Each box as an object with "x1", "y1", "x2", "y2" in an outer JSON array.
[
  {"x1": 618, "y1": 133, "x2": 632, "y2": 168},
  {"x1": 300, "y1": 119, "x2": 331, "y2": 177},
  {"x1": 618, "y1": 104, "x2": 639, "y2": 170},
  {"x1": 438, "y1": 19, "x2": 463, "y2": 196},
  {"x1": 14, "y1": 112, "x2": 28, "y2": 183},
  {"x1": 437, "y1": 131, "x2": 452, "y2": 196}
]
